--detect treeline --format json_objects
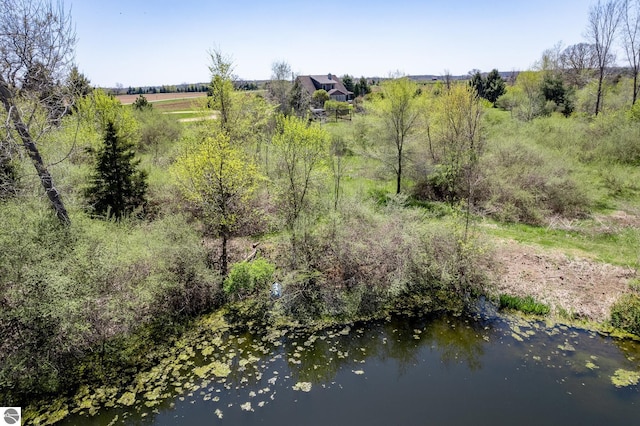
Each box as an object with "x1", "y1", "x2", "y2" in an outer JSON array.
[{"x1": 121, "y1": 83, "x2": 209, "y2": 95}]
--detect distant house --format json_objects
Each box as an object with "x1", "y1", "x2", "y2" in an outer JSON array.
[{"x1": 296, "y1": 74, "x2": 353, "y2": 102}]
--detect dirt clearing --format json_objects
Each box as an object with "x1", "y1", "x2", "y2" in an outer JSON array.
[{"x1": 491, "y1": 239, "x2": 635, "y2": 322}]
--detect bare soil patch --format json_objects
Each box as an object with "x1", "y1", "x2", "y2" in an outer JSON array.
[{"x1": 491, "y1": 239, "x2": 635, "y2": 322}]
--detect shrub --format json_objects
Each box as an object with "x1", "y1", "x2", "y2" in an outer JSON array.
[
  {"x1": 223, "y1": 258, "x2": 276, "y2": 297},
  {"x1": 611, "y1": 294, "x2": 640, "y2": 336}
]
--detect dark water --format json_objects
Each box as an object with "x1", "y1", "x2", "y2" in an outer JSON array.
[{"x1": 48, "y1": 312, "x2": 640, "y2": 426}]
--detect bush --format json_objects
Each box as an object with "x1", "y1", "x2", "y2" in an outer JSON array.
[
  {"x1": 611, "y1": 294, "x2": 640, "y2": 336},
  {"x1": 223, "y1": 258, "x2": 275, "y2": 297},
  {"x1": 0, "y1": 203, "x2": 220, "y2": 404},
  {"x1": 477, "y1": 141, "x2": 589, "y2": 224}
]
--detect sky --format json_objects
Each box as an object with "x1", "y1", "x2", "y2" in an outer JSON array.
[{"x1": 72, "y1": 0, "x2": 594, "y2": 88}]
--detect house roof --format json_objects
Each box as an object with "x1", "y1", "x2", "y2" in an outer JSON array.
[
  {"x1": 296, "y1": 74, "x2": 353, "y2": 97},
  {"x1": 328, "y1": 88, "x2": 346, "y2": 96},
  {"x1": 296, "y1": 75, "x2": 317, "y2": 97},
  {"x1": 310, "y1": 75, "x2": 335, "y2": 85}
]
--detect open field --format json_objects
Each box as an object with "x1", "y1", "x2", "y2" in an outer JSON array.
[{"x1": 116, "y1": 92, "x2": 206, "y2": 107}]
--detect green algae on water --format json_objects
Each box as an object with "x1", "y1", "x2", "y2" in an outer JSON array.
[{"x1": 611, "y1": 369, "x2": 640, "y2": 387}]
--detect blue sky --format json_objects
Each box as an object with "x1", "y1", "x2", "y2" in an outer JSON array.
[{"x1": 72, "y1": 0, "x2": 593, "y2": 87}]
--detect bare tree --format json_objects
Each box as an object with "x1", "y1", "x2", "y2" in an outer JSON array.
[
  {"x1": 0, "y1": 0, "x2": 75, "y2": 223},
  {"x1": 621, "y1": 0, "x2": 640, "y2": 104},
  {"x1": 586, "y1": 0, "x2": 622, "y2": 115},
  {"x1": 268, "y1": 60, "x2": 292, "y2": 114},
  {"x1": 560, "y1": 43, "x2": 598, "y2": 87}
]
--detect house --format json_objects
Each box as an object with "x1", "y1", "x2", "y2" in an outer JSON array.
[{"x1": 296, "y1": 74, "x2": 353, "y2": 102}]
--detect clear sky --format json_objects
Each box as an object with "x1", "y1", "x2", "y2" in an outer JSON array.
[{"x1": 72, "y1": 0, "x2": 593, "y2": 88}]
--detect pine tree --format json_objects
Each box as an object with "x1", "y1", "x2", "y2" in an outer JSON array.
[{"x1": 85, "y1": 120, "x2": 147, "y2": 219}]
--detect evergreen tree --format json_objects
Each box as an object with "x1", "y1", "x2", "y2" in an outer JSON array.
[
  {"x1": 133, "y1": 94, "x2": 152, "y2": 111},
  {"x1": 484, "y1": 69, "x2": 506, "y2": 105},
  {"x1": 341, "y1": 74, "x2": 355, "y2": 92},
  {"x1": 469, "y1": 71, "x2": 485, "y2": 98},
  {"x1": 85, "y1": 121, "x2": 147, "y2": 219}
]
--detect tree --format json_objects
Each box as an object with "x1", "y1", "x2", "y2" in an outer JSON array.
[
  {"x1": 560, "y1": 43, "x2": 598, "y2": 87},
  {"x1": 288, "y1": 78, "x2": 311, "y2": 116},
  {"x1": 497, "y1": 71, "x2": 545, "y2": 120},
  {"x1": 341, "y1": 74, "x2": 355, "y2": 93},
  {"x1": 208, "y1": 48, "x2": 236, "y2": 132},
  {"x1": 67, "y1": 66, "x2": 92, "y2": 101},
  {"x1": 271, "y1": 115, "x2": 329, "y2": 264},
  {"x1": 469, "y1": 70, "x2": 485, "y2": 99},
  {"x1": 375, "y1": 77, "x2": 421, "y2": 194},
  {"x1": 172, "y1": 131, "x2": 260, "y2": 276},
  {"x1": 85, "y1": 120, "x2": 148, "y2": 219},
  {"x1": 268, "y1": 60, "x2": 292, "y2": 114},
  {"x1": 0, "y1": 0, "x2": 76, "y2": 224},
  {"x1": 483, "y1": 69, "x2": 506, "y2": 105},
  {"x1": 132, "y1": 94, "x2": 152, "y2": 111},
  {"x1": 354, "y1": 76, "x2": 371, "y2": 97},
  {"x1": 586, "y1": 0, "x2": 622, "y2": 115},
  {"x1": 621, "y1": 0, "x2": 640, "y2": 104},
  {"x1": 541, "y1": 73, "x2": 574, "y2": 116},
  {"x1": 469, "y1": 70, "x2": 505, "y2": 106},
  {"x1": 426, "y1": 84, "x2": 483, "y2": 206},
  {"x1": 312, "y1": 89, "x2": 330, "y2": 108}
]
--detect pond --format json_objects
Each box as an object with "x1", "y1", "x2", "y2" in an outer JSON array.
[{"x1": 36, "y1": 309, "x2": 640, "y2": 425}]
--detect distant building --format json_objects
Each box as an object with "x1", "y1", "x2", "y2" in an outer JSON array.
[{"x1": 296, "y1": 74, "x2": 353, "y2": 102}]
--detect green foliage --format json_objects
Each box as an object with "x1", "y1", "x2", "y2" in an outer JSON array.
[
  {"x1": 373, "y1": 77, "x2": 422, "y2": 194},
  {"x1": 75, "y1": 89, "x2": 140, "y2": 154},
  {"x1": 0, "y1": 198, "x2": 220, "y2": 403},
  {"x1": 312, "y1": 89, "x2": 330, "y2": 108},
  {"x1": 288, "y1": 78, "x2": 311, "y2": 116},
  {"x1": 0, "y1": 152, "x2": 19, "y2": 199},
  {"x1": 499, "y1": 294, "x2": 550, "y2": 315},
  {"x1": 469, "y1": 69, "x2": 505, "y2": 106},
  {"x1": 66, "y1": 66, "x2": 92, "y2": 105},
  {"x1": 420, "y1": 84, "x2": 483, "y2": 204},
  {"x1": 84, "y1": 120, "x2": 148, "y2": 219},
  {"x1": 353, "y1": 76, "x2": 371, "y2": 98},
  {"x1": 272, "y1": 114, "x2": 330, "y2": 231},
  {"x1": 172, "y1": 128, "x2": 261, "y2": 274},
  {"x1": 541, "y1": 73, "x2": 574, "y2": 116},
  {"x1": 223, "y1": 258, "x2": 276, "y2": 296},
  {"x1": 341, "y1": 74, "x2": 355, "y2": 93},
  {"x1": 134, "y1": 107, "x2": 182, "y2": 160},
  {"x1": 207, "y1": 49, "x2": 235, "y2": 130},
  {"x1": 132, "y1": 94, "x2": 152, "y2": 111},
  {"x1": 611, "y1": 294, "x2": 640, "y2": 336},
  {"x1": 484, "y1": 69, "x2": 506, "y2": 105}
]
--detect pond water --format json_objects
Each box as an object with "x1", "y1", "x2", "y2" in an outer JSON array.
[{"x1": 43, "y1": 310, "x2": 640, "y2": 425}]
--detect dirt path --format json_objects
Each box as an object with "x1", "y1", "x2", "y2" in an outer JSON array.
[{"x1": 491, "y1": 239, "x2": 635, "y2": 323}]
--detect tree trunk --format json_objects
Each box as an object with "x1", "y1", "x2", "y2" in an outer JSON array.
[
  {"x1": 0, "y1": 76, "x2": 70, "y2": 225},
  {"x1": 221, "y1": 228, "x2": 228, "y2": 277},
  {"x1": 634, "y1": 70, "x2": 639, "y2": 105},
  {"x1": 396, "y1": 146, "x2": 402, "y2": 194},
  {"x1": 595, "y1": 69, "x2": 605, "y2": 116}
]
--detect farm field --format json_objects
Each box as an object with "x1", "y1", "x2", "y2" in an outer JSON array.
[
  {"x1": 116, "y1": 92, "x2": 206, "y2": 105},
  {"x1": 117, "y1": 92, "x2": 208, "y2": 120}
]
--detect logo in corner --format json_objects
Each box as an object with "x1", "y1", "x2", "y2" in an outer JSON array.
[{"x1": 3, "y1": 408, "x2": 20, "y2": 425}]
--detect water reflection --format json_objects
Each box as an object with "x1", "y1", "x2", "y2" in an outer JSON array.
[{"x1": 45, "y1": 313, "x2": 640, "y2": 425}]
